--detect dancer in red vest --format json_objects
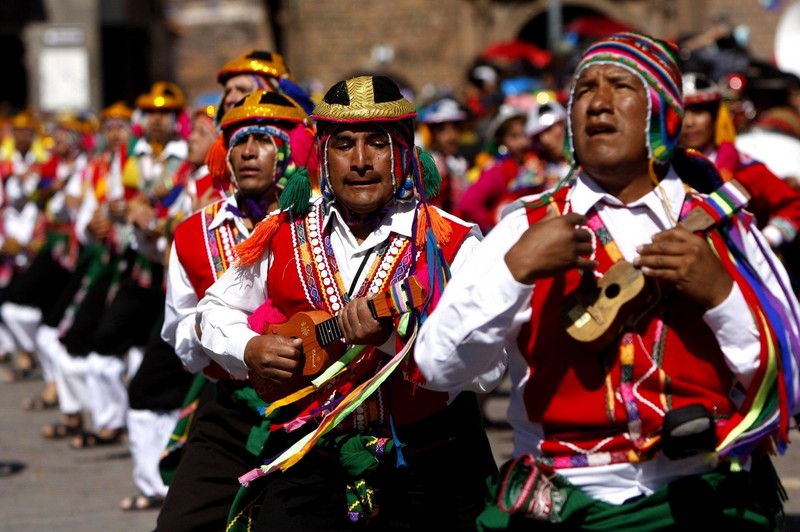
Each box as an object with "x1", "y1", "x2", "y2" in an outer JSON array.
[
  {"x1": 157, "y1": 90, "x2": 315, "y2": 530},
  {"x1": 417, "y1": 33, "x2": 800, "y2": 530},
  {"x1": 197, "y1": 76, "x2": 502, "y2": 530}
]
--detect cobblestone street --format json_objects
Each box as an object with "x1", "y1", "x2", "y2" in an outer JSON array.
[{"x1": 2, "y1": 376, "x2": 800, "y2": 531}]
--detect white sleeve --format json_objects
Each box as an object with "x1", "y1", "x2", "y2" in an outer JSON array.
[
  {"x1": 73, "y1": 190, "x2": 97, "y2": 246},
  {"x1": 416, "y1": 208, "x2": 534, "y2": 392},
  {"x1": 196, "y1": 253, "x2": 271, "y2": 378},
  {"x1": 162, "y1": 244, "x2": 210, "y2": 373},
  {"x1": 703, "y1": 223, "x2": 800, "y2": 391}
]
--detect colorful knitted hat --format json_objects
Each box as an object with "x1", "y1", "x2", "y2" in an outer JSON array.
[
  {"x1": 566, "y1": 32, "x2": 684, "y2": 166},
  {"x1": 205, "y1": 90, "x2": 314, "y2": 192}
]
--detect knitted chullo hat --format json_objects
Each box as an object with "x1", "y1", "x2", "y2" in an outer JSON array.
[
  {"x1": 566, "y1": 32, "x2": 684, "y2": 166},
  {"x1": 236, "y1": 75, "x2": 450, "y2": 267},
  {"x1": 205, "y1": 90, "x2": 314, "y2": 194}
]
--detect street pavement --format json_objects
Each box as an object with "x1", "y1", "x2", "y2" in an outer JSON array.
[{"x1": 1, "y1": 374, "x2": 800, "y2": 531}]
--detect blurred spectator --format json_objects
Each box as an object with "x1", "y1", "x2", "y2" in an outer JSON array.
[{"x1": 418, "y1": 97, "x2": 469, "y2": 211}]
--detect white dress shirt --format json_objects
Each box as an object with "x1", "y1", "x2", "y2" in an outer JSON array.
[
  {"x1": 415, "y1": 167, "x2": 800, "y2": 505},
  {"x1": 162, "y1": 194, "x2": 253, "y2": 374}
]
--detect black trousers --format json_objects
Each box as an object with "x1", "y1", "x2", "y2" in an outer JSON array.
[
  {"x1": 254, "y1": 391, "x2": 498, "y2": 531},
  {"x1": 155, "y1": 381, "x2": 265, "y2": 532},
  {"x1": 60, "y1": 249, "x2": 163, "y2": 357},
  {"x1": 5, "y1": 248, "x2": 71, "y2": 314},
  {"x1": 128, "y1": 313, "x2": 194, "y2": 411}
]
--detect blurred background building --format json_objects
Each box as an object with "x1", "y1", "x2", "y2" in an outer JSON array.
[{"x1": 0, "y1": 0, "x2": 797, "y2": 114}]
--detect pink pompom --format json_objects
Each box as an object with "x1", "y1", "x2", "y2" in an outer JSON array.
[{"x1": 247, "y1": 298, "x2": 288, "y2": 333}]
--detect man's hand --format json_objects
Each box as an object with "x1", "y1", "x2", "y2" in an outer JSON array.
[
  {"x1": 88, "y1": 208, "x2": 112, "y2": 240},
  {"x1": 337, "y1": 297, "x2": 393, "y2": 346},
  {"x1": 634, "y1": 226, "x2": 733, "y2": 308},
  {"x1": 108, "y1": 199, "x2": 128, "y2": 221},
  {"x1": 127, "y1": 199, "x2": 157, "y2": 232},
  {"x1": 243, "y1": 334, "x2": 304, "y2": 383},
  {"x1": 504, "y1": 212, "x2": 597, "y2": 285}
]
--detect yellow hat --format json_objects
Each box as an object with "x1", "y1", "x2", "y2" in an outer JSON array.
[
  {"x1": 135, "y1": 81, "x2": 185, "y2": 111},
  {"x1": 100, "y1": 101, "x2": 133, "y2": 122},
  {"x1": 216, "y1": 50, "x2": 290, "y2": 83}
]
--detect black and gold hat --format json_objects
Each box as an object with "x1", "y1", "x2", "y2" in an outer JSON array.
[
  {"x1": 217, "y1": 50, "x2": 290, "y2": 84},
  {"x1": 312, "y1": 76, "x2": 416, "y2": 123},
  {"x1": 135, "y1": 81, "x2": 185, "y2": 111},
  {"x1": 219, "y1": 90, "x2": 308, "y2": 136}
]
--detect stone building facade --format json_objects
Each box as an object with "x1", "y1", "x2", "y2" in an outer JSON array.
[{"x1": 4, "y1": 0, "x2": 798, "y2": 113}]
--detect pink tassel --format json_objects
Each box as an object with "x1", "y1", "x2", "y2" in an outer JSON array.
[{"x1": 247, "y1": 298, "x2": 287, "y2": 334}]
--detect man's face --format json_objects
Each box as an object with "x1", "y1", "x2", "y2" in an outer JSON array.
[
  {"x1": 680, "y1": 105, "x2": 715, "y2": 153},
  {"x1": 187, "y1": 117, "x2": 216, "y2": 166},
  {"x1": 104, "y1": 123, "x2": 129, "y2": 152},
  {"x1": 326, "y1": 124, "x2": 395, "y2": 216},
  {"x1": 144, "y1": 110, "x2": 173, "y2": 145},
  {"x1": 13, "y1": 127, "x2": 34, "y2": 155},
  {"x1": 229, "y1": 132, "x2": 277, "y2": 196},
  {"x1": 500, "y1": 117, "x2": 531, "y2": 161},
  {"x1": 535, "y1": 121, "x2": 565, "y2": 161},
  {"x1": 429, "y1": 121, "x2": 462, "y2": 157},
  {"x1": 571, "y1": 64, "x2": 649, "y2": 178},
  {"x1": 222, "y1": 74, "x2": 260, "y2": 113},
  {"x1": 52, "y1": 129, "x2": 74, "y2": 157}
]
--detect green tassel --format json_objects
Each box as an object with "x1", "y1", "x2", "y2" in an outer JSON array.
[
  {"x1": 278, "y1": 166, "x2": 312, "y2": 215},
  {"x1": 418, "y1": 148, "x2": 441, "y2": 199}
]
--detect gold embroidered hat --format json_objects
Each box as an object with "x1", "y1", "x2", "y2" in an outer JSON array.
[
  {"x1": 219, "y1": 90, "x2": 308, "y2": 137},
  {"x1": 312, "y1": 75, "x2": 416, "y2": 124},
  {"x1": 217, "y1": 50, "x2": 291, "y2": 83}
]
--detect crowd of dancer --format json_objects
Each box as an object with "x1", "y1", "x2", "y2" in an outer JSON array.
[{"x1": 2, "y1": 28, "x2": 800, "y2": 531}]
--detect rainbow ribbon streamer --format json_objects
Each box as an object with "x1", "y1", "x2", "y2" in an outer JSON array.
[
  {"x1": 706, "y1": 215, "x2": 800, "y2": 457},
  {"x1": 238, "y1": 325, "x2": 418, "y2": 486}
]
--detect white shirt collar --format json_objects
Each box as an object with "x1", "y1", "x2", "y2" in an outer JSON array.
[
  {"x1": 132, "y1": 137, "x2": 188, "y2": 160},
  {"x1": 570, "y1": 166, "x2": 686, "y2": 229},
  {"x1": 207, "y1": 195, "x2": 250, "y2": 236},
  {"x1": 323, "y1": 199, "x2": 417, "y2": 252}
]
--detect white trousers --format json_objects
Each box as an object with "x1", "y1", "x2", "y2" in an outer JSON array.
[
  {"x1": 0, "y1": 322, "x2": 17, "y2": 355},
  {"x1": 85, "y1": 352, "x2": 128, "y2": 431},
  {"x1": 49, "y1": 339, "x2": 90, "y2": 416},
  {"x1": 1, "y1": 302, "x2": 45, "y2": 376},
  {"x1": 127, "y1": 408, "x2": 179, "y2": 498}
]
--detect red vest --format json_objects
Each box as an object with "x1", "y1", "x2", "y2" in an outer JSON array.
[
  {"x1": 518, "y1": 186, "x2": 735, "y2": 464},
  {"x1": 267, "y1": 201, "x2": 474, "y2": 428},
  {"x1": 173, "y1": 199, "x2": 242, "y2": 380}
]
